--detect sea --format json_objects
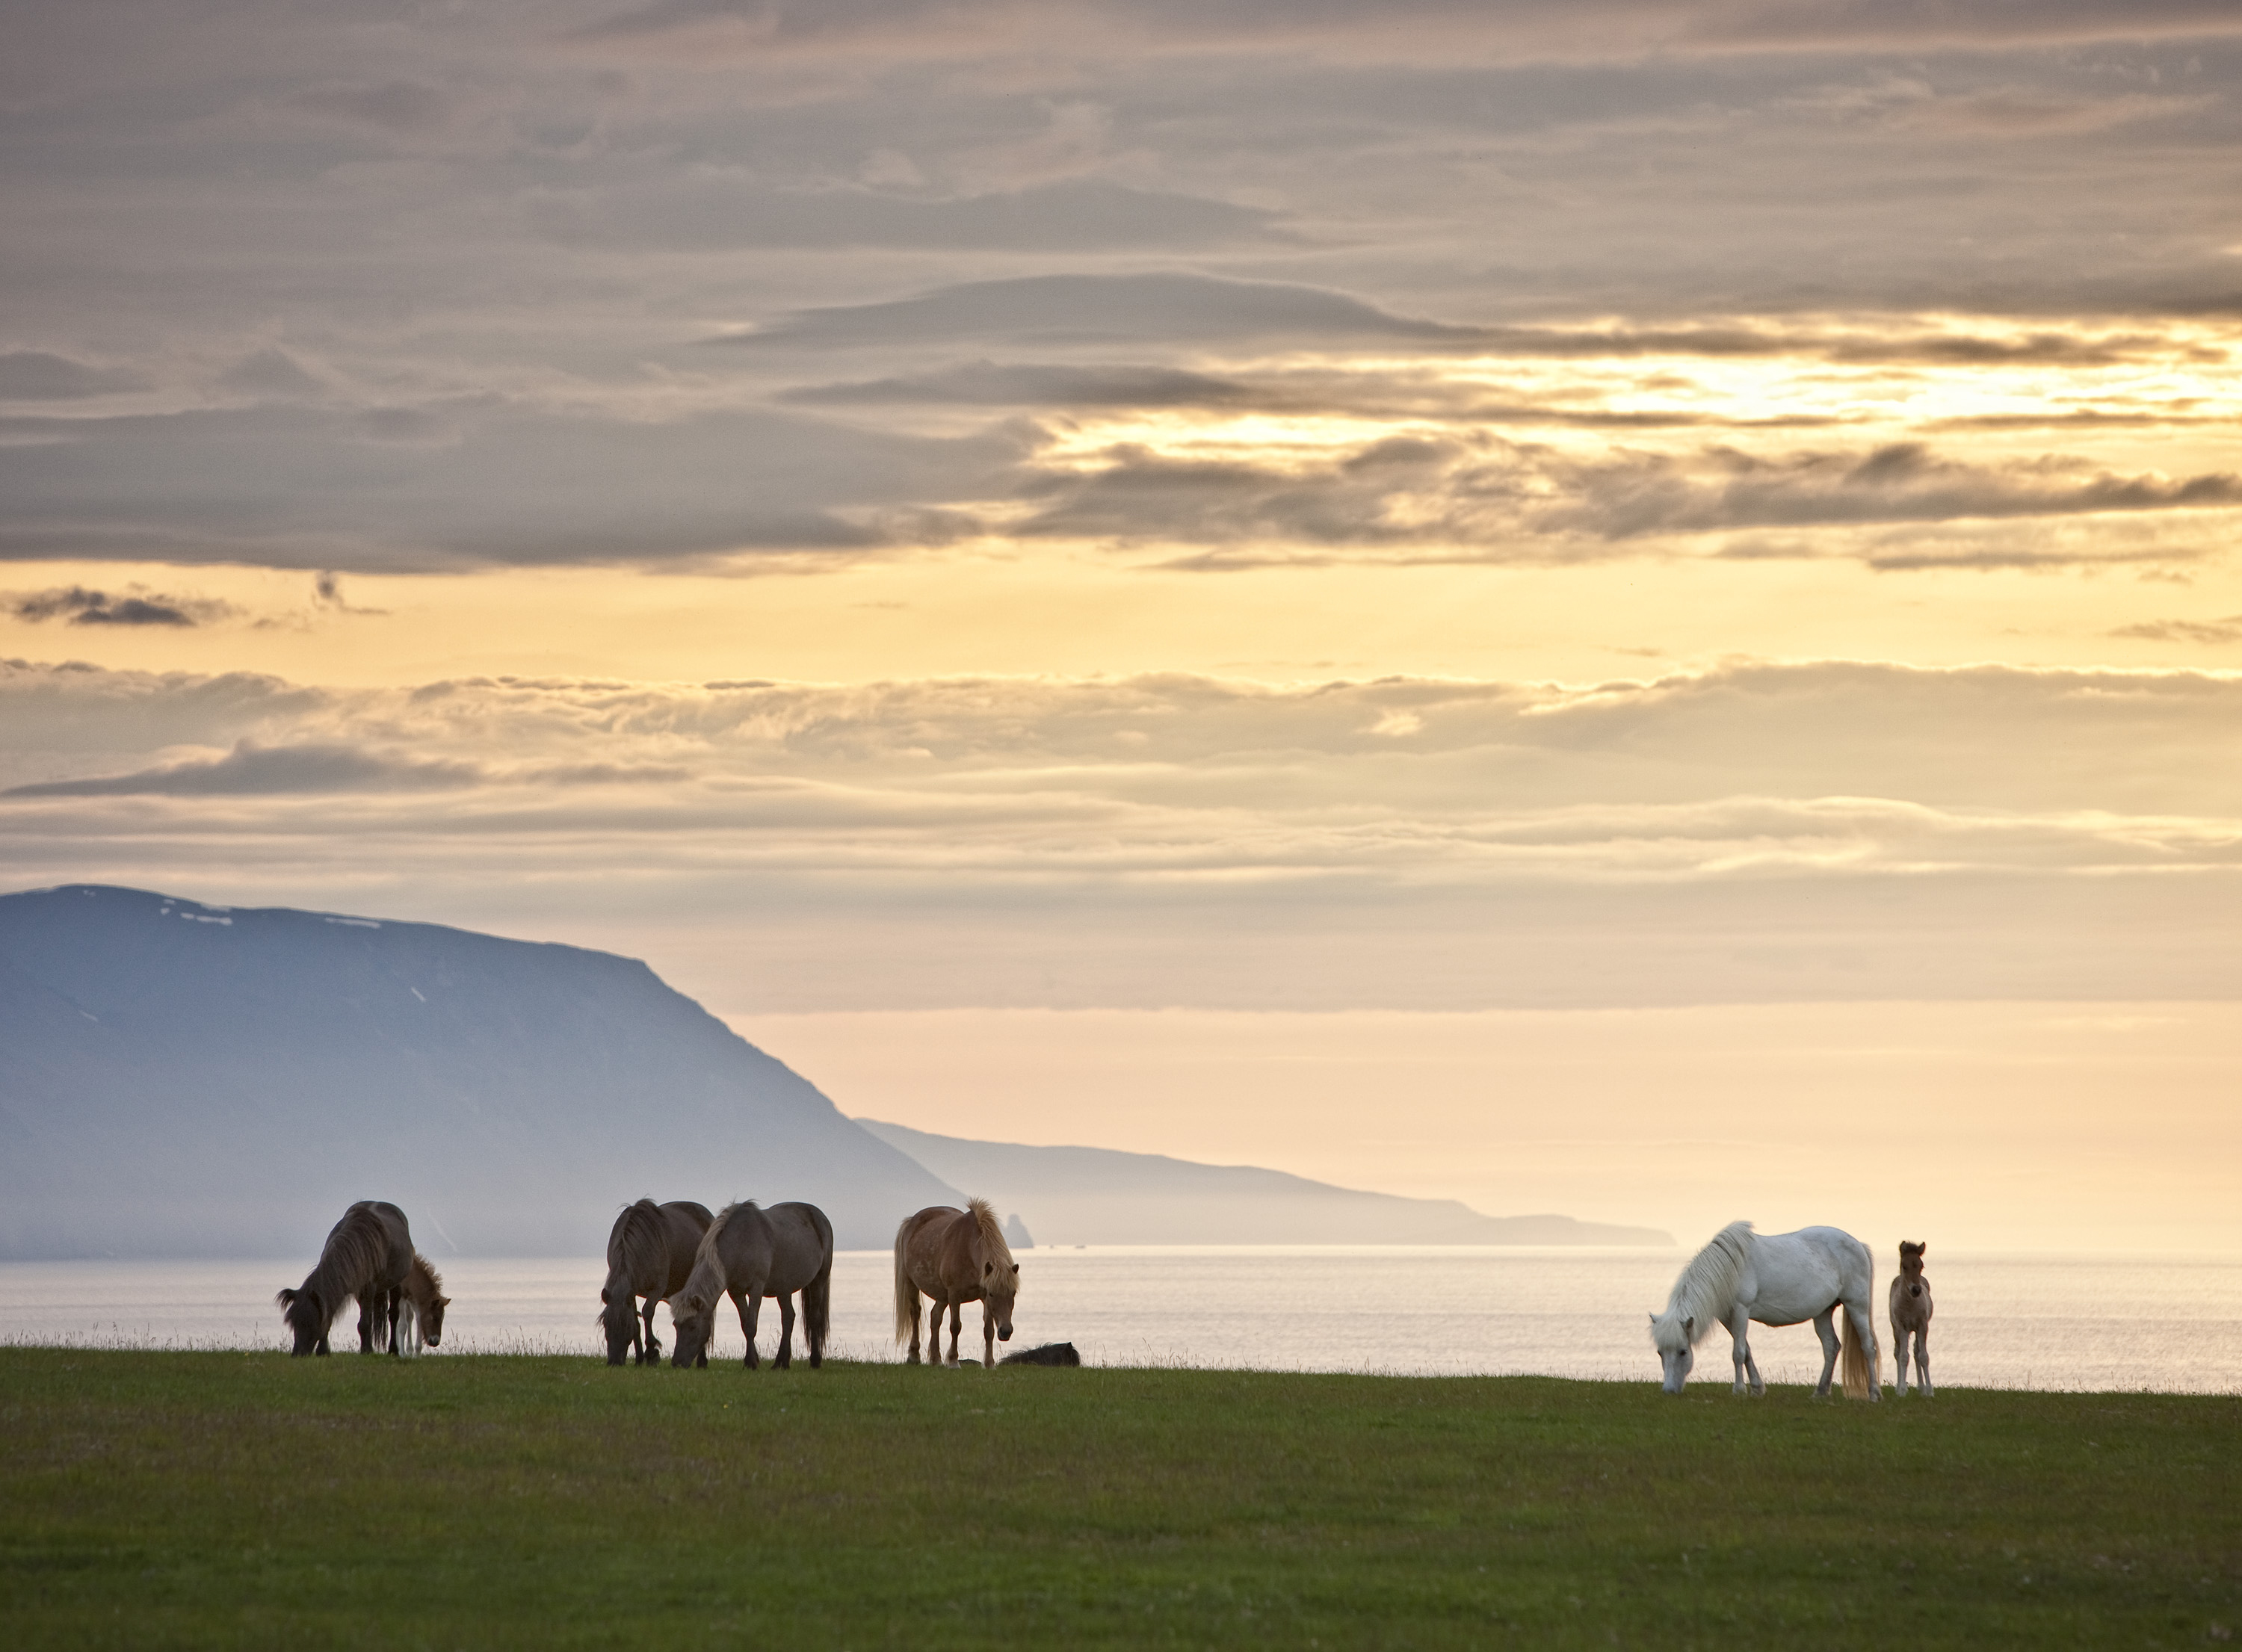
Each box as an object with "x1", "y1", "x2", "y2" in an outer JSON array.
[{"x1": 4, "y1": 1247, "x2": 2238, "y2": 1393}]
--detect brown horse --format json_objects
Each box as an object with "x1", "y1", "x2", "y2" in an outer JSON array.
[
  {"x1": 1889, "y1": 1239, "x2": 1934, "y2": 1396},
  {"x1": 894, "y1": 1198, "x2": 1019, "y2": 1368},
  {"x1": 669, "y1": 1201, "x2": 833, "y2": 1370},
  {"x1": 277, "y1": 1200, "x2": 413, "y2": 1357},
  {"x1": 600, "y1": 1198, "x2": 715, "y2": 1367},
  {"x1": 393, "y1": 1254, "x2": 450, "y2": 1357}
]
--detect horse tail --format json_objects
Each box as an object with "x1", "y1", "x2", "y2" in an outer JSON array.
[
  {"x1": 804, "y1": 1253, "x2": 832, "y2": 1350},
  {"x1": 1840, "y1": 1302, "x2": 1871, "y2": 1400},
  {"x1": 892, "y1": 1214, "x2": 918, "y2": 1344}
]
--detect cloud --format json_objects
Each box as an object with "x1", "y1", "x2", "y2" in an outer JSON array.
[
  {"x1": 721, "y1": 273, "x2": 1468, "y2": 351},
  {"x1": 6, "y1": 658, "x2": 2239, "y2": 1006},
  {"x1": 0, "y1": 352, "x2": 148, "y2": 401},
  {"x1": 0, "y1": 402, "x2": 1022, "y2": 571},
  {"x1": 2110, "y1": 614, "x2": 2242, "y2": 645},
  {"x1": 1007, "y1": 435, "x2": 2242, "y2": 557},
  {"x1": 2, "y1": 739, "x2": 481, "y2": 797},
  {"x1": 581, "y1": 0, "x2": 2242, "y2": 63},
  {"x1": 218, "y1": 349, "x2": 325, "y2": 400},
  {"x1": 4, "y1": 585, "x2": 238, "y2": 627},
  {"x1": 536, "y1": 179, "x2": 1282, "y2": 253}
]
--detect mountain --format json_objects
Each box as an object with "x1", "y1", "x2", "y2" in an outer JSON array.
[
  {"x1": 0, "y1": 885, "x2": 960, "y2": 1259},
  {"x1": 854, "y1": 1120, "x2": 1673, "y2": 1247}
]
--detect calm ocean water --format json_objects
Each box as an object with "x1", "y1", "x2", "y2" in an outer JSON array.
[{"x1": 4, "y1": 1247, "x2": 2237, "y2": 1393}]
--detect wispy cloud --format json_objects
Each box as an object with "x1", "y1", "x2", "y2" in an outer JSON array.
[{"x1": 4, "y1": 585, "x2": 238, "y2": 627}]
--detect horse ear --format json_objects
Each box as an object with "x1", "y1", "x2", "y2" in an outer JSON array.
[
  {"x1": 1683, "y1": 1316, "x2": 1694, "y2": 1335},
  {"x1": 438, "y1": 1296, "x2": 451, "y2": 1308},
  {"x1": 983, "y1": 1260, "x2": 993, "y2": 1276},
  {"x1": 1011, "y1": 1263, "x2": 1019, "y2": 1274}
]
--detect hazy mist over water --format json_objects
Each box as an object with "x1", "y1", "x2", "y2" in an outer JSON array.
[{"x1": 7, "y1": 1249, "x2": 2236, "y2": 1394}]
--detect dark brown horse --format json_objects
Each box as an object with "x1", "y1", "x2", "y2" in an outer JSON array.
[
  {"x1": 600, "y1": 1198, "x2": 714, "y2": 1366},
  {"x1": 895, "y1": 1198, "x2": 1019, "y2": 1368},
  {"x1": 669, "y1": 1201, "x2": 833, "y2": 1370},
  {"x1": 1889, "y1": 1239, "x2": 1934, "y2": 1396},
  {"x1": 277, "y1": 1200, "x2": 413, "y2": 1357}
]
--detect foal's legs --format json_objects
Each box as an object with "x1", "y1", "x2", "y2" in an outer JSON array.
[
  {"x1": 1914, "y1": 1326, "x2": 1933, "y2": 1396},
  {"x1": 773, "y1": 1292, "x2": 796, "y2": 1370},
  {"x1": 1812, "y1": 1307, "x2": 1841, "y2": 1397}
]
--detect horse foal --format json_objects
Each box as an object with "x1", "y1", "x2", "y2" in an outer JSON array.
[{"x1": 1889, "y1": 1240, "x2": 1934, "y2": 1396}]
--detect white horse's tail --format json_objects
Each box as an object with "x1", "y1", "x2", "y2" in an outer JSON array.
[{"x1": 1840, "y1": 1305, "x2": 1871, "y2": 1400}]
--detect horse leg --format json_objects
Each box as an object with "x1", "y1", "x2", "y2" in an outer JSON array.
[
  {"x1": 387, "y1": 1287, "x2": 403, "y2": 1358},
  {"x1": 774, "y1": 1293, "x2": 796, "y2": 1370},
  {"x1": 1812, "y1": 1307, "x2": 1840, "y2": 1397},
  {"x1": 946, "y1": 1299, "x2": 963, "y2": 1367},
  {"x1": 1916, "y1": 1325, "x2": 1933, "y2": 1397},
  {"x1": 736, "y1": 1287, "x2": 761, "y2": 1370},
  {"x1": 907, "y1": 1293, "x2": 924, "y2": 1365},
  {"x1": 1727, "y1": 1310, "x2": 1756, "y2": 1395},
  {"x1": 982, "y1": 1302, "x2": 995, "y2": 1369},
  {"x1": 640, "y1": 1296, "x2": 660, "y2": 1365}
]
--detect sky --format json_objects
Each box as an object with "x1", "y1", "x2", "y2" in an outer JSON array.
[{"x1": 3, "y1": 0, "x2": 2239, "y2": 1252}]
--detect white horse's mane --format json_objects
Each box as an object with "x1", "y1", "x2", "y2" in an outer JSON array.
[{"x1": 1660, "y1": 1220, "x2": 1754, "y2": 1346}]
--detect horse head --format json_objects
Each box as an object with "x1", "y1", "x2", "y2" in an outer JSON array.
[
  {"x1": 1649, "y1": 1310, "x2": 1696, "y2": 1394},
  {"x1": 599, "y1": 1287, "x2": 638, "y2": 1367},
  {"x1": 1897, "y1": 1240, "x2": 1927, "y2": 1299},
  {"x1": 277, "y1": 1286, "x2": 327, "y2": 1358},
  {"x1": 424, "y1": 1291, "x2": 450, "y2": 1347},
  {"x1": 983, "y1": 1257, "x2": 1019, "y2": 1342},
  {"x1": 669, "y1": 1290, "x2": 717, "y2": 1368}
]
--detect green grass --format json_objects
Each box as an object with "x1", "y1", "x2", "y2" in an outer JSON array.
[{"x1": 1, "y1": 1349, "x2": 2235, "y2": 1649}]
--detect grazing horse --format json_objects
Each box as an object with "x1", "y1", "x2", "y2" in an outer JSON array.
[
  {"x1": 1889, "y1": 1240, "x2": 1934, "y2": 1396},
  {"x1": 392, "y1": 1254, "x2": 450, "y2": 1358},
  {"x1": 668, "y1": 1201, "x2": 833, "y2": 1370},
  {"x1": 599, "y1": 1198, "x2": 715, "y2": 1367},
  {"x1": 277, "y1": 1200, "x2": 413, "y2": 1358},
  {"x1": 1649, "y1": 1221, "x2": 1882, "y2": 1400},
  {"x1": 895, "y1": 1198, "x2": 1019, "y2": 1369}
]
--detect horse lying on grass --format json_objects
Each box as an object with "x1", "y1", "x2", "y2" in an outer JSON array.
[
  {"x1": 1890, "y1": 1239, "x2": 1934, "y2": 1396},
  {"x1": 600, "y1": 1198, "x2": 714, "y2": 1366},
  {"x1": 895, "y1": 1198, "x2": 1019, "y2": 1368},
  {"x1": 669, "y1": 1201, "x2": 833, "y2": 1370},
  {"x1": 277, "y1": 1200, "x2": 413, "y2": 1358},
  {"x1": 999, "y1": 1341, "x2": 1078, "y2": 1367},
  {"x1": 1650, "y1": 1220, "x2": 1881, "y2": 1399}
]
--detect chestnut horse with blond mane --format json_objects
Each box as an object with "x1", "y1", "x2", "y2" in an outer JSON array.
[{"x1": 894, "y1": 1198, "x2": 1019, "y2": 1368}]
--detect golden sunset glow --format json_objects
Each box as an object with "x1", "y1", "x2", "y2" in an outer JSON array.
[{"x1": 5, "y1": 0, "x2": 2241, "y2": 1249}]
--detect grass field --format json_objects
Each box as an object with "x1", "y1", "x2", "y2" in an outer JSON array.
[{"x1": 1, "y1": 1348, "x2": 2236, "y2": 1649}]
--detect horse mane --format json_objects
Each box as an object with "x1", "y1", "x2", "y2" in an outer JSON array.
[
  {"x1": 696, "y1": 1201, "x2": 757, "y2": 1273},
  {"x1": 308, "y1": 1204, "x2": 391, "y2": 1304},
  {"x1": 404, "y1": 1252, "x2": 443, "y2": 1306},
  {"x1": 614, "y1": 1198, "x2": 669, "y2": 1284},
  {"x1": 1664, "y1": 1220, "x2": 1753, "y2": 1346},
  {"x1": 967, "y1": 1196, "x2": 1016, "y2": 1281}
]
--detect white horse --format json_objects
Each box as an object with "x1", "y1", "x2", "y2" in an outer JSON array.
[{"x1": 1649, "y1": 1221, "x2": 1881, "y2": 1399}]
